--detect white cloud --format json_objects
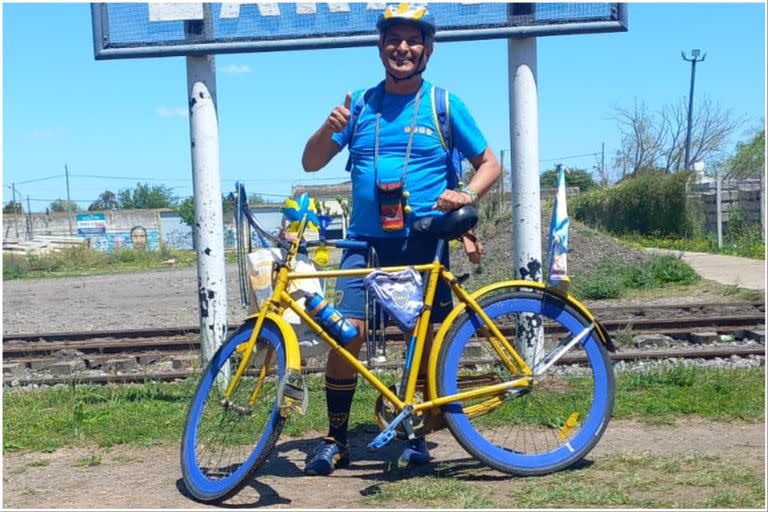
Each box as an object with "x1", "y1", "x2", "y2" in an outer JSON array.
[
  {"x1": 156, "y1": 106, "x2": 188, "y2": 118},
  {"x1": 219, "y1": 64, "x2": 252, "y2": 74}
]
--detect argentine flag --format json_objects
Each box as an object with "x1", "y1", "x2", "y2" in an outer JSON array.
[{"x1": 546, "y1": 164, "x2": 571, "y2": 292}]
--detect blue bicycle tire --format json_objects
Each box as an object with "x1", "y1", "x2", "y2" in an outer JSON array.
[
  {"x1": 180, "y1": 318, "x2": 286, "y2": 502},
  {"x1": 436, "y1": 288, "x2": 614, "y2": 475}
]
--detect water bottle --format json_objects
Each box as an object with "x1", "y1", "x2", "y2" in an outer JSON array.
[{"x1": 305, "y1": 292, "x2": 358, "y2": 345}]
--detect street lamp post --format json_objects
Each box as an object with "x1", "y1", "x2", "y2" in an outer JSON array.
[{"x1": 682, "y1": 49, "x2": 706, "y2": 170}]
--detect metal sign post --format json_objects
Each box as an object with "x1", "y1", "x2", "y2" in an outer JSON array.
[{"x1": 508, "y1": 37, "x2": 544, "y2": 364}]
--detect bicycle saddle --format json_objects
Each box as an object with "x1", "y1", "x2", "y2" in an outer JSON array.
[{"x1": 411, "y1": 205, "x2": 478, "y2": 239}]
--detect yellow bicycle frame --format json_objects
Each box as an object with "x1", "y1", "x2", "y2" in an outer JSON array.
[{"x1": 224, "y1": 212, "x2": 607, "y2": 420}]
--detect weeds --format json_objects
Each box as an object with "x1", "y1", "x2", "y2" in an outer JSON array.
[
  {"x1": 3, "y1": 245, "x2": 196, "y2": 280},
  {"x1": 622, "y1": 231, "x2": 765, "y2": 260},
  {"x1": 572, "y1": 254, "x2": 699, "y2": 300}
]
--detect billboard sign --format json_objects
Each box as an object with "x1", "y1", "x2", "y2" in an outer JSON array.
[
  {"x1": 76, "y1": 213, "x2": 107, "y2": 235},
  {"x1": 92, "y1": 2, "x2": 628, "y2": 59}
]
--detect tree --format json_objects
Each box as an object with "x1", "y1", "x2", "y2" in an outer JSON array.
[
  {"x1": 612, "y1": 96, "x2": 742, "y2": 178},
  {"x1": 176, "y1": 197, "x2": 195, "y2": 228},
  {"x1": 117, "y1": 182, "x2": 177, "y2": 209},
  {"x1": 540, "y1": 167, "x2": 597, "y2": 193},
  {"x1": 727, "y1": 128, "x2": 765, "y2": 179},
  {"x1": 3, "y1": 201, "x2": 22, "y2": 214},
  {"x1": 248, "y1": 193, "x2": 267, "y2": 205},
  {"x1": 88, "y1": 190, "x2": 119, "y2": 211},
  {"x1": 49, "y1": 199, "x2": 81, "y2": 213},
  {"x1": 175, "y1": 194, "x2": 235, "y2": 228}
]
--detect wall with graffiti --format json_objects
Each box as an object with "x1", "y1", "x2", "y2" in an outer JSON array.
[{"x1": 4, "y1": 207, "x2": 338, "y2": 252}]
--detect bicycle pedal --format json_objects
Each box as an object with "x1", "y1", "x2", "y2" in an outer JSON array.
[
  {"x1": 368, "y1": 429, "x2": 395, "y2": 451},
  {"x1": 456, "y1": 273, "x2": 470, "y2": 285}
]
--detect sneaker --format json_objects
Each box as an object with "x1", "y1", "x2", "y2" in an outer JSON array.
[
  {"x1": 398, "y1": 437, "x2": 431, "y2": 468},
  {"x1": 304, "y1": 437, "x2": 350, "y2": 475}
]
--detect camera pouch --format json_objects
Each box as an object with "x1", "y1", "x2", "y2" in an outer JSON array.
[{"x1": 376, "y1": 181, "x2": 406, "y2": 232}]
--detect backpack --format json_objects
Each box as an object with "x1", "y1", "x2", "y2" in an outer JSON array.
[{"x1": 345, "y1": 84, "x2": 465, "y2": 189}]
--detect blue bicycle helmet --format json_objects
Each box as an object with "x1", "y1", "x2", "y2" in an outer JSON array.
[{"x1": 376, "y1": 3, "x2": 436, "y2": 43}]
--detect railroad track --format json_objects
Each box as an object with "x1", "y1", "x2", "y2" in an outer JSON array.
[{"x1": 3, "y1": 301, "x2": 764, "y2": 386}]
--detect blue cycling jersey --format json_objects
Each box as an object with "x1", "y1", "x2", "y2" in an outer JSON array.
[{"x1": 332, "y1": 80, "x2": 487, "y2": 238}]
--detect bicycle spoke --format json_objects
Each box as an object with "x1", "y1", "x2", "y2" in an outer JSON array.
[{"x1": 182, "y1": 323, "x2": 287, "y2": 501}]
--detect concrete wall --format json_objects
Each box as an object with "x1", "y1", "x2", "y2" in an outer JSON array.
[
  {"x1": 3, "y1": 210, "x2": 165, "y2": 251},
  {"x1": 3, "y1": 206, "x2": 341, "y2": 252},
  {"x1": 688, "y1": 178, "x2": 764, "y2": 234}
]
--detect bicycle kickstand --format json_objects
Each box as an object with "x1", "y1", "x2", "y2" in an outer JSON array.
[{"x1": 368, "y1": 404, "x2": 414, "y2": 451}]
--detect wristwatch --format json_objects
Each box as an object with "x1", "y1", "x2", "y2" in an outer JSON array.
[{"x1": 460, "y1": 186, "x2": 478, "y2": 205}]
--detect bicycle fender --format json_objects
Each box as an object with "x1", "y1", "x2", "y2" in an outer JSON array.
[
  {"x1": 243, "y1": 311, "x2": 303, "y2": 373},
  {"x1": 426, "y1": 280, "x2": 614, "y2": 400},
  {"x1": 243, "y1": 311, "x2": 307, "y2": 417}
]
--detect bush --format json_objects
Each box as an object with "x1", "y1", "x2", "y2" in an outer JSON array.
[
  {"x1": 540, "y1": 167, "x2": 598, "y2": 193},
  {"x1": 572, "y1": 172, "x2": 694, "y2": 237},
  {"x1": 3, "y1": 255, "x2": 30, "y2": 280}
]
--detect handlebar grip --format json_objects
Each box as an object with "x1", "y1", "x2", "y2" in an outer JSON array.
[{"x1": 334, "y1": 240, "x2": 369, "y2": 251}]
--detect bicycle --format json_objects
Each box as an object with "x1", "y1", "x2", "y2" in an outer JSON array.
[{"x1": 180, "y1": 182, "x2": 616, "y2": 503}]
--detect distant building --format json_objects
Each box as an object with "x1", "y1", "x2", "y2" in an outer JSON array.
[{"x1": 291, "y1": 181, "x2": 351, "y2": 239}]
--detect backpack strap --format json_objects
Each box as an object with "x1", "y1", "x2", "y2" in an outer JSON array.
[
  {"x1": 345, "y1": 85, "x2": 380, "y2": 172},
  {"x1": 431, "y1": 86, "x2": 464, "y2": 189},
  {"x1": 431, "y1": 86, "x2": 451, "y2": 152}
]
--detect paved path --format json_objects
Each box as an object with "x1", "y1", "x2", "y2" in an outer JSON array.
[{"x1": 646, "y1": 248, "x2": 765, "y2": 292}]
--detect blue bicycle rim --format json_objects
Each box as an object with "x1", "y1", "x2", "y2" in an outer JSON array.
[
  {"x1": 182, "y1": 322, "x2": 286, "y2": 498},
  {"x1": 441, "y1": 297, "x2": 611, "y2": 471}
]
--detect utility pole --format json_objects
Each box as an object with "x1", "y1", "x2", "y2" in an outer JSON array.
[
  {"x1": 65, "y1": 164, "x2": 73, "y2": 236},
  {"x1": 11, "y1": 183, "x2": 20, "y2": 238},
  {"x1": 499, "y1": 149, "x2": 506, "y2": 210},
  {"x1": 26, "y1": 195, "x2": 33, "y2": 240},
  {"x1": 682, "y1": 49, "x2": 706, "y2": 170},
  {"x1": 601, "y1": 142, "x2": 605, "y2": 181}
]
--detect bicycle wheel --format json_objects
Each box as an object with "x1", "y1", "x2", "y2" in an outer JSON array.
[
  {"x1": 436, "y1": 288, "x2": 614, "y2": 475},
  {"x1": 181, "y1": 318, "x2": 287, "y2": 502}
]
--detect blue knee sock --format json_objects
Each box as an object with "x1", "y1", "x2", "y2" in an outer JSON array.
[{"x1": 325, "y1": 375, "x2": 357, "y2": 445}]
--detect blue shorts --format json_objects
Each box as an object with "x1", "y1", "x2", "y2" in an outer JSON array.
[{"x1": 334, "y1": 236, "x2": 453, "y2": 323}]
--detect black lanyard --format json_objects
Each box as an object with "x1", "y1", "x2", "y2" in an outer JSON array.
[{"x1": 374, "y1": 83, "x2": 423, "y2": 187}]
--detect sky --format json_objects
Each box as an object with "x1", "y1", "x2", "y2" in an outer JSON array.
[{"x1": 1, "y1": 1, "x2": 766, "y2": 212}]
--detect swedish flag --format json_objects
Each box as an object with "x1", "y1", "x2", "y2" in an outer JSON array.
[{"x1": 546, "y1": 164, "x2": 570, "y2": 292}]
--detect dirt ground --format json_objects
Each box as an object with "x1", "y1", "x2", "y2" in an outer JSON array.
[{"x1": 2, "y1": 419, "x2": 764, "y2": 509}]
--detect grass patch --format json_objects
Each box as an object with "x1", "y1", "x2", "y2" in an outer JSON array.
[
  {"x1": 363, "y1": 450, "x2": 764, "y2": 508},
  {"x1": 622, "y1": 231, "x2": 765, "y2": 260},
  {"x1": 71, "y1": 454, "x2": 101, "y2": 467},
  {"x1": 613, "y1": 365, "x2": 764, "y2": 424},
  {"x1": 508, "y1": 451, "x2": 764, "y2": 509},
  {"x1": 3, "y1": 380, "x2": 195, "y2": 453},
  {"x1": 4, "y1": 367, "x2": 763, "y2": 454},
  {"x1": 571, "y1": 254, "x2": 700, "y2": 300},
  {"x1": 2, "y1": 245, "x2": 197, "y2": 280},
  {"x1": 361, "y1": 476, "x2": 496, "y2": 508}
]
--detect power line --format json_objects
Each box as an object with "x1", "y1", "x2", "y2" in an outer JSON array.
[
  {"x1": 71, "y1": 174, "x2": 191, "y2": 182},
  {"x1": 12, "y1": 175, "x2": 62, "y2": 185},
  {"x1": 539, "y1": 152, "x2": 600, "y2": 162}
]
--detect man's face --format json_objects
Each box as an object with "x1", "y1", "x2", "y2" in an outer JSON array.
[
  {"x1": 131, "y1": 228, "x2": 147, "y2": 250},
  {"x1": 378, "y1": 24, "x2": 432, "y2": 79}
]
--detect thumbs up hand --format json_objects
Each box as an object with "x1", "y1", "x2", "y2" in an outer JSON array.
[{"x1": 325, "y1": 92, "x2": 353, "y2": 133}]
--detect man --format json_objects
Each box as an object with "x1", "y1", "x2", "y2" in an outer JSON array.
[
  {"x1": 130, "y1": 225, "x2": 147, "y2": 250},
  {"x1": 301, "y1": 3, "x2": 500, "y2": 475}
]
